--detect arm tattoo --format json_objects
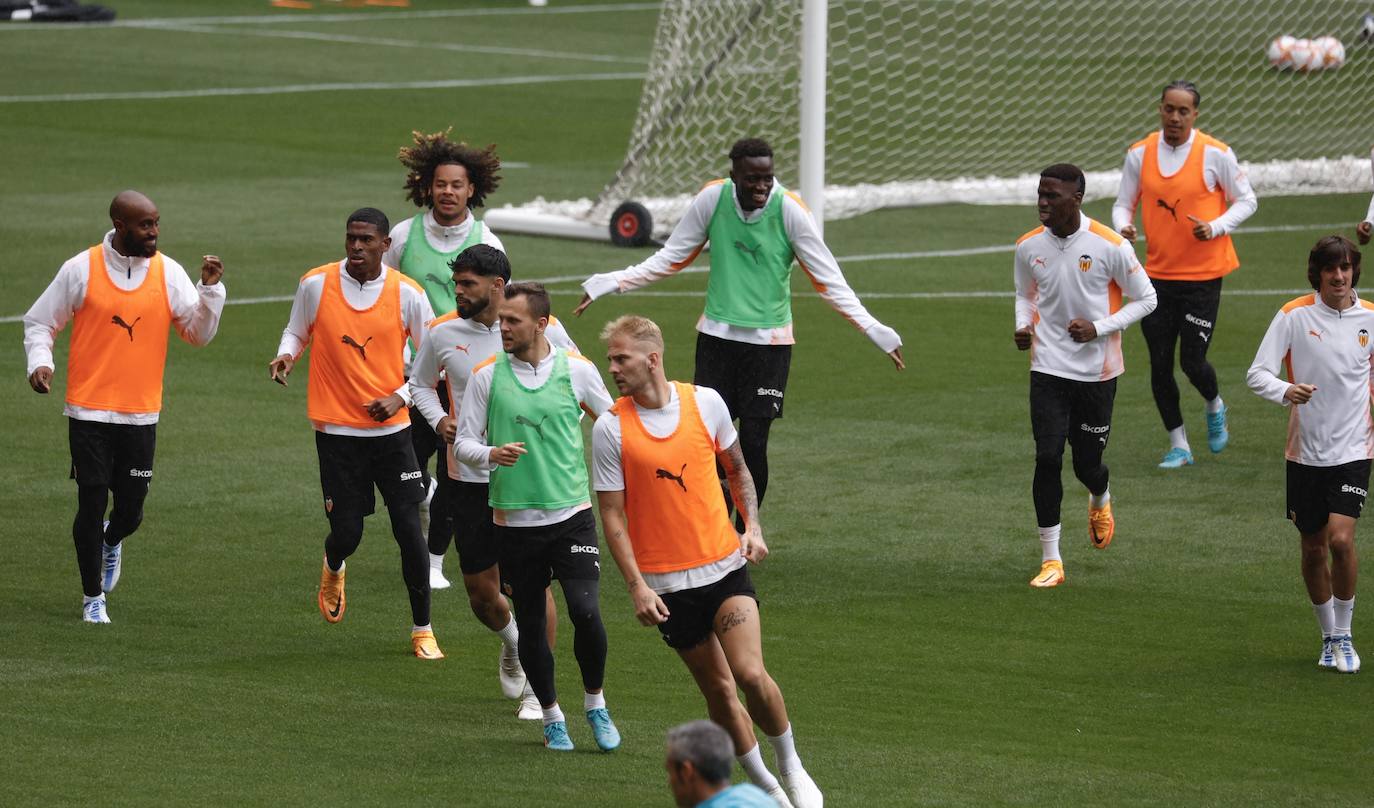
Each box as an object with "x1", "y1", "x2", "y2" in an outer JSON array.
[{"x1": 720, "y1": 442, "x2": 758, "y2": 528}]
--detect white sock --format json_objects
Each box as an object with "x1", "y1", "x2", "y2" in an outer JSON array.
[
  {"x1": 496, "y1": 615, "x2": 519, "y2": 651},
  {"x1": 766, "y1": 724, "x2": 802, "y2": 776},
  {"x1": 1313, "y1": 598, "x2": 1336, "y2": 638},
  {"x1": 1168, "y1": 426, "x2": 1190, "y2": 451},
  {"x1": 1333, "y1": 595, "x2": 1355, "y2": 636},
  {"x1": 1089, "y1": 488, "x2": 1110, "y2": 509},
  {"x1": 541, "y1": 703, "x2": 564, "y2": 726},
  {"x1": 1206, "y1": 396, "x2": 1225, "y2": 414},
  {"x1": 737, "y1": 743, "x2": 780, "y2": 790},
  {"x1": 1038, "y1": 524, "x2": 1062, "y2": 563},
  {"x1": 83, "y1": 593, "x2": 105, "y2": 605},
  {"x1": 411, "y1": 624, "x2": 431, "y2": 634},
  {"x1": 583, "y1": 691, "x2": 605, "y2": 712},
  {"x1": 428, "y1": 551, "x2": 445, "y2": 570}
]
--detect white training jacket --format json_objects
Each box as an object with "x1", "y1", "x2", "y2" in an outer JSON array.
[
  {"x1": 1014, "y1": 213, "x2": 1158, "y2": 383},
  {"x1": 1247, "y1": 292, "x2": 1374, "y2": 467}
]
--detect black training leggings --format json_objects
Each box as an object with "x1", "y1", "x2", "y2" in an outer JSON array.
[
  {"x1": 516, "y1": 577, "x2": 607, "y2": 708},
  {"x1": 1140, "y1": 278, "x2": 1223, "y2": 432},
  {"x1": 324, "y1": 504, "x2": 431, "y2": 626},
  {"x1": 1029, "y1": 373, "x2": 1115, "y2": 528},
  {"x1": 73, "y1": 483, "x2": 146, "y2": 597}
]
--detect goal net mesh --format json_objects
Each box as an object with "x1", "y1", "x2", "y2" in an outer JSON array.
[{"x1": 567, "y1": 0, "x2": 1374, "y2": 236}]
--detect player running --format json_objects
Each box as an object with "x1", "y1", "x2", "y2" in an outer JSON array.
[
  {"x1": 385, "y1": 130, "x2": 506, "y2": 589},
  {"x1": 269, "y1": 208, "x2": 442, "y2": 659},
  {"x1": 23, "y1": 190, "x2": 226, "y2": 624},
  {"x1": 574, "y1": 137, "x2": 903, "y2": 529},
  {"x1": 455, "y1": 282, "x2": 620, "y2": 752},
  {"x1": 593, "y1": 315, "x2": 822, "y2": 808},
  {"x1": 1246, "y1": 235, "x2": 1369, "y2": 674},
  {"x1": 409, "y1": 245, "x2": 577, "y2": 718},
  {"x1": 1015, "y1": 164, "x2": 1157, "y2": 588},
  {"x1": 1113, "y1": 80, "x2": 1257, "y2": 468}
]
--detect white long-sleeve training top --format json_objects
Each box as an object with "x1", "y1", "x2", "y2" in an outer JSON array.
[
  {"x1": 276, "y1": 262, "x2": 435, "y2": 437},
  {"x1": 409, "y1": 313, "x2": 577, "y2": 483},
  {"x1": 1112, "y1": 129, "x2": 1258, "y2": 237},
  {"x1": 455, "y1": 343, "x2": 613, "y2": 527},
  {"x1": 23, "y1": 230, "x2": 226, "y2": 424},
  {"x1": 1247, "y1": 292, "x2": 1374, "y2": 467},
  {"x1": 1014, "y1": 213, "x2": 1157, "y2": 383},
  {"x1": 581, "y1": 180, "x2": 901, "y2": 353}
]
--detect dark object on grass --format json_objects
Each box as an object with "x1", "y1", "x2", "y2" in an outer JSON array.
[{"x1": 0, "y1": 1, "x2": 116, "y2": 22}]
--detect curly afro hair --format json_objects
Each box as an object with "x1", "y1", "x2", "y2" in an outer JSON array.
[{"x1": 398, "y1": 129, "x2": 502, "y2": 210}]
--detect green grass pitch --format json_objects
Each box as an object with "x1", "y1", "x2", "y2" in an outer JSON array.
[{"x1": 1, "y1": 2, "x2": 1372, "y2": 805}]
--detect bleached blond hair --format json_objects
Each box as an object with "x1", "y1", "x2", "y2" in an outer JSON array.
[{"x1": 599, "y1": 315, "x2": 664, "y2": 353}]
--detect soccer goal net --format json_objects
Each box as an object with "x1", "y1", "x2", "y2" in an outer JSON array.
[{"x1": 487, "y1": 0, "x2": 1374, "y2": 244}]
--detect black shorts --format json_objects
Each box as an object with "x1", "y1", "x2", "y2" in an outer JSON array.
[
  {"x1": 657, "y1": 565, "x2": 758, "y2": 650},
  {"x1": 451, "y1": 480, "x2": 500, "y2": 575},
  {"x1": 1286, "y1": 460, "x2": 1371, "y2": 534},
  {"x1": 1028, "y1": 371, "x2": 1117, "y2": 446},
  {"x1": 69, "y1": 418, "x2": 156, "y2": 490},
  {"x1": 497, "y1": 508, "x2": 600, "y2": 602},
  {"x1": 694, "y1": 332, "x2": 791, "y2": 420},
  {"x1": 315, "y1": 428, "x2": 427, "y2": 521},
  {"x1": 1141, "y1": 277, "x2": 1223, "y2": 352}
]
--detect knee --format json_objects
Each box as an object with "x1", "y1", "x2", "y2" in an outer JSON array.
[
  {"x1": 468, "y1": 591, "x2": 496, "y2": 622},
  {"x1": 1034, "y1": 441, "x2": 1065, "y2": 470},
  {"x1": 731, "y1": 662, "x2": 768, "y2": 693},
  {"x1": 1179, "y1": 355, "x2": 1208, "y2": 380},
  {"x1": 1328, "y1": 531, "x2": 1355, "y2": 559},
  {"x1": 328, "y1": 518, "x2": 364, "y2": 548},
  {"x1": 699, "y1": 672, "x2": 740, "y2": 707},
  {"x1": 1301, "y1": 538, "x2": 1329, "y2": 564}
]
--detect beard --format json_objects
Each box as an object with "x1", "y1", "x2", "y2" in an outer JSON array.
[{"x1": 457, "y1": 296, "x2": 489, "y2": 319}]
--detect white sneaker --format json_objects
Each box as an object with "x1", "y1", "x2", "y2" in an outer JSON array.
[
  {"x1": 516, "y1": 685, "x2": 542, "y2": 720},
  {"x1": 766, "y1": 783, "x2": 796, "y2": 808},
  {"x1": 418, "y1": 477, "x2": 437, "y2": 536},
  {"x1": 499, "y1": 643, "x2": 526, "y2": 699},
  {"x1": 1333, "y1": 635, "x2": 1361, "y2": 673},
  {"x1": 1319, "y1": 636, "x2": 1337, "y2": 669},
  {"x1": 781, "y1": 769, "x2": 823, "y2": 808},
  {"x1": 82, "y1": 595, "x2": 111, "y2": 624}
]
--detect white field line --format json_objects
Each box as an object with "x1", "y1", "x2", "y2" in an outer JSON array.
[
  {"x1": 0, "y1": 286, "x2": 1319, "y2": 325},
  {"x1": 134, "y1": 22, "x2": 646, "y2": 65},
  {"x1": 0, "y1": 222, "x2": 1347, "y2": 323},
  {"x1": 0, "y1": 3, "x2": 663, "y2": 32},
  {"x1": 0, "y1": 72, "x2": 644, "y2": 104}
]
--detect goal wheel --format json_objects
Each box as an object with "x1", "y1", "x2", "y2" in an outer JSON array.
[{"x1": 609, "y1": 202, "x2": 653, "y2": 247}]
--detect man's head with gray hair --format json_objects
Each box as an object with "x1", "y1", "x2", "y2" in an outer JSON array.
[{"x1": 664, "y1": 720, "x2": 734, "y2": 806}]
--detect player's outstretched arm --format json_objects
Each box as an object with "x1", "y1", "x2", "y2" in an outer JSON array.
[
  {"x1": 718, "y1": 439, "x2": 767, "y2": 563},
  {"x1": 576, "y1": 185, "x2": 718, "y2": 316},
  {"x1": 598, "y1": 490, "x2": 671, "y2": 626}
]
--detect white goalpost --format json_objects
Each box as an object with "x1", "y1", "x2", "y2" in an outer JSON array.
[{"x1": 486, "y1": 0, "x2": 1374, "y2": 246}]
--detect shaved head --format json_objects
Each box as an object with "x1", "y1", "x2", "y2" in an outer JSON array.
[
  {"x1": 108, "y1": 190, "x2": 160, "y2": 258},
  {"x1": 110, "y1": 190, "x2": 155, "y2": 222}
]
